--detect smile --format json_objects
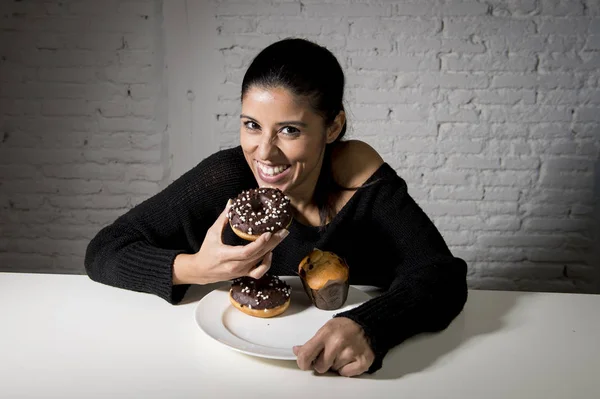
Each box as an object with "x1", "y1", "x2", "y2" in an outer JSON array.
[{"x1": 256, "y1": 161, "x2": 290, "y2": 177}]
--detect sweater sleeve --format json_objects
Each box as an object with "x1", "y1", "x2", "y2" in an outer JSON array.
[
  {"x1": 334, "y1": 168, "x2": 468, "y2": 373},
  {"x1": 84, "y1": 150, "x2": 243, "y2": 304}
]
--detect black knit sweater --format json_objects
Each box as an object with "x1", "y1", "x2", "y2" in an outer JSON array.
[{"x1": 84, "y1": 145, "x2": 468, "y2": 373}]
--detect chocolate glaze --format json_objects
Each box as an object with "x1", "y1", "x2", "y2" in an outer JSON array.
[
  {"x1": 228, "y1": 187, "x2": 292, "y2": 236},
  {"x1": 230, "y1": 274, "x2": 291, "y2": 310}
]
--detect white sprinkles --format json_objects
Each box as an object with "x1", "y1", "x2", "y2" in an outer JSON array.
[{"x1": 228, "y1": 187, "x2": 292, "y2": 234}]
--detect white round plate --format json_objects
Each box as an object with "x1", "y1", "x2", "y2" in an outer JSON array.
[{"x1": 194, "y1": 276, "x2": 371, "y2": 360}]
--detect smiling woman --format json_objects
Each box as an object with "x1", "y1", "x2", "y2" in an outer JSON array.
[
  {"x1": 238, "y1": 38, "x2": 352, "y2": 227},
  {"x1": 84, "y1": 37, "x2": 468, "y2": 378},
  {"x1": 240, "y1": 85, "x2": 344, "y2": 227}
]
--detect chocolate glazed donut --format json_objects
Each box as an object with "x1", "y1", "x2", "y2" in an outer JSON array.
[
  {"x1": 229, "y1": 274, "x2": 292, "y2": 318},
  {"x1": 228, "y1": 187, "x2": 293, "y2": 241}
]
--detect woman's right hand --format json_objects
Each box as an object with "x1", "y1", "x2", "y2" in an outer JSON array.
[{"x1": 173, "y1": 200, "x2": 290, "y2": 285}]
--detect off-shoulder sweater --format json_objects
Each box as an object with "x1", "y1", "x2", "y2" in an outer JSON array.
[{"x1": 84, "y1": 145, "x2": 468, "y2": 373}]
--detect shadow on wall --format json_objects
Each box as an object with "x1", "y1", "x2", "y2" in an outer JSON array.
[
  {"x1": 470, "y1": 152, "x2": 600, "y2": 295},
  {"x1": 594, "y1": 158, "x2": 600, "y2": 292},
  {"x1": 528, "y1": 154, "x2": 600, "y2": 295},
  {"x1": 550, "y1": 155, "x2": 600, "y2": 293}
]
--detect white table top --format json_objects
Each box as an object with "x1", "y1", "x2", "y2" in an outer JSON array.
[{"x1": 1, "y1": 272, "x2": 599, "y2": 399}]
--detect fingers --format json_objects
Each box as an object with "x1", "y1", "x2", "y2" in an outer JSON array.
[
  {"x1": 294, "y1": 318, "x2": 374, "y2": 378},
  {"x1": 227, "y1": 231, "x2": 273, "y2": 264},
  {"x1": 246, "y1": 252, "x2": 272, "y2": 279},
  {"x1": 249, "y1": 229, "x2": 289, "y2": 258},
  {"x1": 312, "y1": 344, "x2": 338, "y2": 374},
  {"x1": 227, "y1": 228, "x2": 289, "y2": 261},
  {"x1": 331, "y1": 348, "x2": 354, "y2": 372},
  {"x1": 295, "y1": 339, "x2": 324, "y2": 371},
  {"x1": 337, "y1": 361, "x2": 365, "y2": 378},
  {"x1": 217, "y1": 226, "x2": 289, "y2": 279},
  {"x1": 295, "y1": 340, "x2": 369, "y2": 377}
]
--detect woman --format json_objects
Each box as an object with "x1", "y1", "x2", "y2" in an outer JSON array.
[{"x1": 85, "y1": 38, "x2": 468, "y2": 377}]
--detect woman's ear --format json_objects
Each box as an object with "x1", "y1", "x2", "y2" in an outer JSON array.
[{"x1": 326, "y1": 110, "x2": 346, "y2": 144}]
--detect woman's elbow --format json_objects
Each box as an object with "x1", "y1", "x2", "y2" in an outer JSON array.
[
  {"x1": 84, "y1": 235, "x2": 103, "y2": 282},
  {"x1": 432, "y1": 259, "x2": 469, "y2": 331},
  {"x1": 83, "y1": 225, "x2": 119, "y2": 283}
]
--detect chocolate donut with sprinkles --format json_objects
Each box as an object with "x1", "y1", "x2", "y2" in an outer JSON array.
[
  {"x1": 228, "y1": 187, "x2": 293, "y2": 241},
  {"x1": 229, "y1": 273, "x2": 292, "y2": 318}
]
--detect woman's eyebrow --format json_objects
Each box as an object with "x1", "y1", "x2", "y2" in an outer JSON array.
[
  {"x1": 240, "y1": 114, "x2": 307, "y2": 127},
  {"x1": 275, "y1": 120, "x2": 307, "y2": 127}
]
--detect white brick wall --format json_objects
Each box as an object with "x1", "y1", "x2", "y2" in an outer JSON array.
[
  {"x1": 0, "y1": 0, "x2": 598, "y2": 294},
  {"x1": 0, "y1": 0, "x2": 167, "y2": 273},
  {"x1": 213, "y1": 0, "x2": 600, "y2": 293}
]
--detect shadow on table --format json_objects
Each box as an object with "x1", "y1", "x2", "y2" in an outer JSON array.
[
  {"x1": 256, "y1": 289, "x2": 522, "y2": 380},
  {"x1": 245, "y1": 290, "x2": 522, "y2": 379},
  {"x1": 179, "y1": 283, "x2": 224, "y2": 305},
  {"x1": 362, "y1": 289, "x2": 521, "y2": 380},
  {"x1": 184, "y1": 283, "x2": 522, "y2": 380}
]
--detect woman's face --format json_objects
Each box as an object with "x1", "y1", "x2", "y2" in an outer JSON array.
[{"x1": 240, "y1": 86, "x2": 337, "y2": 201}]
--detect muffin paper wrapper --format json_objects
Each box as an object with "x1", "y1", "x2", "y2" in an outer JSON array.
[{"x1": 301, "y1": 278, "x2": 349, "y2": 310}]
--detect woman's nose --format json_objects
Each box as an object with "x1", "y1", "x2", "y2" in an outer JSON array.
[{"x1": 257, "y1": 134, "x2": 277, "y2": 159}]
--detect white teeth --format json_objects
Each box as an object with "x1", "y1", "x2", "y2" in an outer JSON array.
[{"x1": 257, "y1": 162, "x2": 289, "y2": 177}]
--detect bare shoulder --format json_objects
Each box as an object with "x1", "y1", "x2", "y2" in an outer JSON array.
[{"x1": 331, "y1": 140, "x2": 385, "y2": 188}]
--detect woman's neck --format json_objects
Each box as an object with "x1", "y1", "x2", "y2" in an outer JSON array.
[
  {"x1": 287, "y1": 183, "x2": 319, "y2": 226},
  {"x1": 286, "y1": 164, "x2": 324, "y2": 227}
]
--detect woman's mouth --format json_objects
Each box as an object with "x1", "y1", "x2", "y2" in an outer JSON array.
[{"x1": 255, "y1": 161, "x2": 291, "y2": 183}]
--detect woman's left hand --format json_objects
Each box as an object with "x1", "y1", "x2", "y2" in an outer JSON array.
[{"x1": 293, "y1": 317, "x2": 375, "y2": 377}]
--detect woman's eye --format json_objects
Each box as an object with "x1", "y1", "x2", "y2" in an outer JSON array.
[
  {"x1": 280, "y1": 126, "x2": 300, "y2": 136},
  {"x1": 243, "y1": 121, "x2": 260, "y2": 130}
]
